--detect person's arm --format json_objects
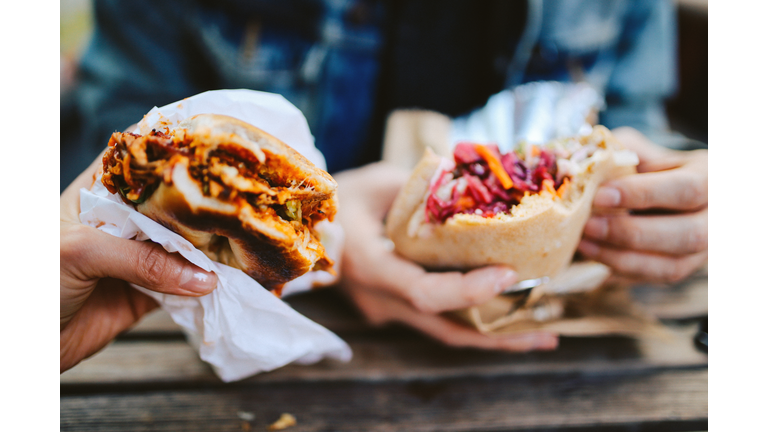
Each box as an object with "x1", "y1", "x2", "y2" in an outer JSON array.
[
  {"x1": 334, "y1": 162, "x2": 559, "y2": 352},
  {"x1": 60, "y1": 155, "x2": 217, "y2": 372},
  {"x1": 600, "y1": 0, "x2": 679, "y2": 147},
  {"x1": 578, "y1": 127, "x2": 707, "y2": 283},
  {"x1": 76, "y1": 0, "x2": 206, "y2": 166}
]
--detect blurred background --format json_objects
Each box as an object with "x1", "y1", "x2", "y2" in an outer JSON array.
[
  {"x1": 60, "y1": 0, "x2": 707, "y2": 191},
  {"x1": 61, "y1": 0, "x2": 92, "y2": 189}
]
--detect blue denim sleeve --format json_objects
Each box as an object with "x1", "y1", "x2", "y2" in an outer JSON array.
[
  {"x1": 75, "y1": 0, "x2": 384, "y2": 172},
  {"x1": 77, "y1": 0, "x2": 204, "y2": 154},
  {"x1": 600, "y1": 0, "x2": 678, "y2": 139}
]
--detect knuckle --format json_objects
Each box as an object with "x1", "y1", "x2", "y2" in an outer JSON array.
[
  {"x1": 611, "y1": 252, "x2": 639, "y2": 277},
  {"x1": 460, "y1": 286, "x2": 485, "y2": 306},
  {"x1": 137, "y1": 245, "x2": 170, "y2": 287},
  {"x1": 628, "y1": 229, "x2": 645, "y2": 249},
  {"x1": 630, "y1": 183, "x2": 653, "y2": 208},
  {"x1": 662, "y1": 261, "x2": 690, "y2": 284},
  {"x1": 614, "y1": 218, "x2": 641, "y2": 248},
  {"x1": 60, "y1": 225, "x2": 91, "y2": 261},
  {"x1": 685, "y1": 222, "x2": 708, "y2": 253},
  {"x1": 679, "y1": 175, "x2": 707, "y2": 208},
  {"x1": 409, "y1": 290, "x2": 438, "y2": 314},
  {"x1": 348, "y1": 291, "x2": 388, "y2": 326},
  {"x1": 361, "y1": 306, "x2": 388, "y2": 326}
]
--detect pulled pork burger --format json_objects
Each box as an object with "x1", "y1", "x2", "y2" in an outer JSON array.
[
  {"x1": 385, "y1": 126, "x2": 638, "y2": 281},
  {"x1": 101, "y1": 114, "x2": 337, "y2": 293}
]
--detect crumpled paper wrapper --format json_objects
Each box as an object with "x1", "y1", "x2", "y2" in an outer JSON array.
[{"x1": 79, "y1": 89, "x2": 352, "y2": 382}]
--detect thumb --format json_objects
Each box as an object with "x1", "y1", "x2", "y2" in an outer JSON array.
[{"x1": 82, "y1": 230, "x2": 218, "y2": 296}]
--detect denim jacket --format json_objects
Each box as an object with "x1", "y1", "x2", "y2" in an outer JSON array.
[{"x1": 77, "y1": 0, "x2": 676, "y2": 173}]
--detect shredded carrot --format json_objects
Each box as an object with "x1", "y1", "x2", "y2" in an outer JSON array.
[
  {"x1": 456, "y1": 196, "x2": 475, "y2": 210},
  {"x1": 474, "y1": 144, "x2": 514, "y2": 189},
  {"x1": 556, "y1": 177, "x2": 570, "y2": 198},
  {"x1": 523, "y1": 191, "x2": 530, "y2": 198},
  {"x1": 542, "y1": 179, "x2": 557, "y2": 197},
  {"x1": 530, "y1": 145, "x2": 540, "y2": 157}
]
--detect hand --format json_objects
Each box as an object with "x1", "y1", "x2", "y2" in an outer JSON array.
[
  {"x1": 60, "y1": 154, "x2": 218, "y2": 372},
  {"x1": 334, "y1": 162, "x2": 558, "y2": 352},
  {"x1": 578, "y1": 127, "x2": 708, "y2": 283}
]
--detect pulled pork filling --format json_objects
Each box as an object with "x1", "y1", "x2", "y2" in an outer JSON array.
[
  {"x1": 101, "y1": 130, "x2": 333, "y2": 233},
  {"x1": 426, "y1": 141, "x2": 598, "y2": 223},
  {"x1": 101, "y1": 130, "x2": 182, "y2": 204}
]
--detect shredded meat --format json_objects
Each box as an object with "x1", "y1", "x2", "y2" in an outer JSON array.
[
  {"x1": 102, "y1": 130, "x2": 183, "y2": 203},
  {"x1": 101, "y1": 130, "x2": 333, "y2": 232}
]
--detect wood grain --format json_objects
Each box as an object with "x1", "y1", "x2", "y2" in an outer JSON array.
[
  {"x1": 62, "y1": 323, "x2": 706, "y2": 387},
  {"x1": 60, "y1": 369, "x2": 707, "y2": 432},
  {"x1": 61, "y1": 275, "x2": 708, "y2": 431},
  {"x1": 631, "y1": 278, "x2": 708, "y2": 320}
]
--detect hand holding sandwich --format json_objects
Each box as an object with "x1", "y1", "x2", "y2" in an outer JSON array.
[
  {"x1": 63, "y1": 112, "x2": 340, "y2": 372},
  {"x1": 579, "y1": 127, "x2": 708, "y2": 283},
  {"x1": 335, "y1": 163, "x2": 559, "y2": 352},
  {"x1": 60, "y1": 155, "x2": 218, "y2": 372}
]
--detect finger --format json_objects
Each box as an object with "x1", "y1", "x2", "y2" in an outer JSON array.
[
  {"x1": 403, "y1": 311, "x2": 559, "y2": 352},
  {"x1": 611, "y1": 127, "x2": 672, "y2": 164},
  {"x1": 593, "y1": 168, "x2": 707, "y2": 211},
  {"x1": 66, "y1": 226, "x2": 218, "y2": 296},
  {"x1": 583, "y1": 208, "x2": 708, "y2": 255},
  {"x1": 577, "y1": 239, "x2": 708, "y2": 284},
  {"x1": 351, "y1": 287, "x2": 558, "y2": 352},
  {"x1": 610, "y1": 127, "x2": 691, "y2": 173},
  {"x1": 336, "y1": 162, "x2": 411, "y2": 219},
  {"x1": 61, "y1": 150, "x2": 107, "y2": 222},
  {"x1": 370, "y1": 252, "x2": 519, "y2": 313}
]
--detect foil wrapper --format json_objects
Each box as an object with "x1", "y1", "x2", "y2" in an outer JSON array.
[{"x1": 450, "y1": 81, "x2": 604, "y2": 152}]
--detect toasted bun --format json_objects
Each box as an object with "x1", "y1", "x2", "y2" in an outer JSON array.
[
  {"x1": 135, "y1": 114, "x2": 337, "y2": 289},
  {"x1": 385, "y1": 126, "x2": 636, "y2": 280},
  {"x1": 175, "y1": 114, "x2": 337, "y2": 199}
]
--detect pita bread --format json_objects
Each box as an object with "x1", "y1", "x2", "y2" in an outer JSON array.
[{"x1": 385, "y1": 126, "x2": 636, "y2": 280}]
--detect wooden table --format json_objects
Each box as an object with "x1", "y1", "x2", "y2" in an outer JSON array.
[{"x1": 61, "y1": 270, "x2": 707, "y2": 431}]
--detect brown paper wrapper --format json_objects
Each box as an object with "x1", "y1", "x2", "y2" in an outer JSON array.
[{"x1": 454, "y1": 262, "x2": 669, "y2": 339}]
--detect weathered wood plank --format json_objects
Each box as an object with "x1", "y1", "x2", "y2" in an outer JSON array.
[
  {"x1": 60, "y1": 369, "x2": 707, "y2": 432},
  {"x1": 125, "y1": 309, "x2": 182, "y2": 335},
  {"x1": 631, "y1": 278, "x2": 707, "y2": 320},
  {"x1": 62, "y1": 323, "x2": 706, "y2": 386}
]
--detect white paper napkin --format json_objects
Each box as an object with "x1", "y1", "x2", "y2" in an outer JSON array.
[{"x1": 79, "y1": 89, "x2": 352, "y2": 382}]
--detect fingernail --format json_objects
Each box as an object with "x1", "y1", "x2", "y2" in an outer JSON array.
[
  {"x1": 578, "y1": 239, "x2": 600, "y2": 257},
  {"x1": 494, "y1": 269, "x2": 518, "y2": 294},
  {"x1": 179, "y1": 265, "x2": 217, "y2": 294},
  {"x1": 583, "y1": 217, "x2": 608, "y2": 240},
  {"x1": 594, "y1": 186, "x2": 621, "y2": 207}
]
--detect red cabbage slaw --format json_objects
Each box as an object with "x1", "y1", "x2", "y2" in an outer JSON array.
[{"x1": 425, "y1": 143, "x2": 571, "y2": 223}]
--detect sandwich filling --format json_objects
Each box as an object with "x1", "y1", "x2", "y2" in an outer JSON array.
[
  {"x1": 425, "y1": 138, "x2": 606, "y2": 224},
  {"x1": 101, "y1": 129, "x2": 335, "y2": 271}
]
